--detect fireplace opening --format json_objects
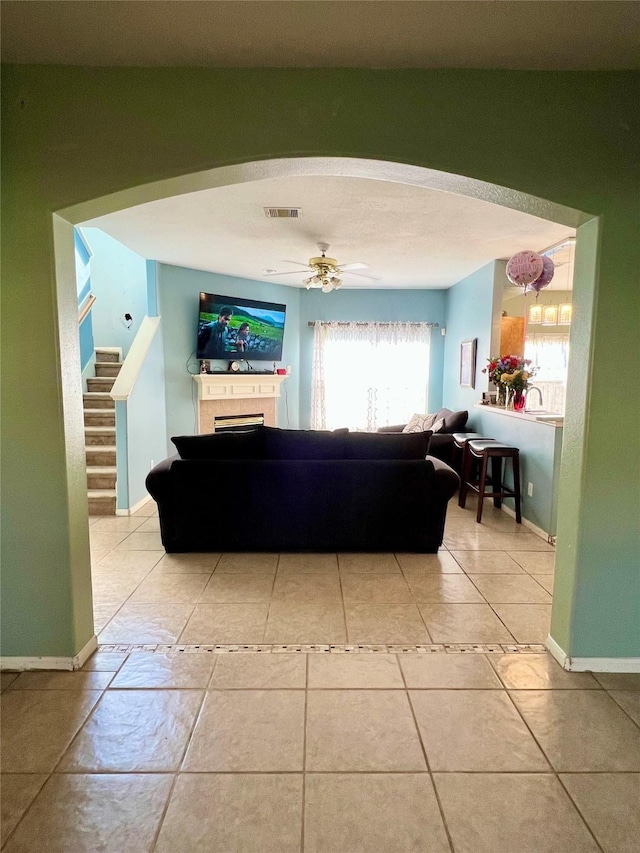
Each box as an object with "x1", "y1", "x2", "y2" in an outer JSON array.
[{"x1": 214, "y1": 413, "x2": 265, "y2": 433}]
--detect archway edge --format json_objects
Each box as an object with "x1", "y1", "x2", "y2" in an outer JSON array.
[{"x1": 58, "y1": 156, "x2": 589, "y2": 230}]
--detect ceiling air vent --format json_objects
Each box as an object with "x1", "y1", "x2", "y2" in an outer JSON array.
[{"x1": 264, "y1": 207, "x2": 302, "y2": 219}]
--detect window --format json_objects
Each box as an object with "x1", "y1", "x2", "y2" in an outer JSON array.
[{"x1": 311, "y1": 322, "x2": 432, "y2": 431}]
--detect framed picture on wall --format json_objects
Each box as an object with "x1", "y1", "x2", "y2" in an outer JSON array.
[{"x1": 460, "y1": 338, "x2": 477, "y2": 388}]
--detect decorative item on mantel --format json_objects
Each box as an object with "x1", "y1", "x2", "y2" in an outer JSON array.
[{"x1": 482, "y1": 355, "x2": 538, "y2": 411}]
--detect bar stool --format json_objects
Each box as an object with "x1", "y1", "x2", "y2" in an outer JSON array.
[
  {"x1": 452, "y1": 433, "x2": 494, "y2": 502},
  {"x1": 460, "y1": 439, "x2": 522, "y2": 524}
]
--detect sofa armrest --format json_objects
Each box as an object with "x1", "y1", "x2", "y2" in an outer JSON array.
[
  {"x1": 146, "y1": 454, "x2": 179, "y2": 502},
  {"x1": 426, "y1": 455, "x2": 460, "y2": 501}
]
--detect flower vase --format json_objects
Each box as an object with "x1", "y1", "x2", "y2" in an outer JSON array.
[
  {"x1": 505, "y1": 389, "x2": 515, "y2": 410},
  {"x1": 513, "y1": 390, "x2": 526, "y2": 412},
  {"x1": 496, "y1": 384, "x2": 507, "y2": 407}
]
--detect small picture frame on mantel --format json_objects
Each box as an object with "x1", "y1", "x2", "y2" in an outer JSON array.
[{"x1": 460, "y1": 338, "x2": 477, "y2": 388}]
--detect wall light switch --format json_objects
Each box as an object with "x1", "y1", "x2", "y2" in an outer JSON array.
[{"x1": 527, "y1": 482, "x2": 534, "y2": 497}]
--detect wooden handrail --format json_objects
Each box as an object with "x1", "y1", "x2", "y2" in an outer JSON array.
[{"x1": 78, "y1": 293, "x2": 96, "y2": 325}]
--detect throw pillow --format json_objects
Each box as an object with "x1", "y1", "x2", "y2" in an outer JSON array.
[
  {"x1": 402, "y1": 413, "x2": 438, "y2": 433},
  {"x1": 171, "y1": 429, "x2": 265, "y2": 460},
  {"x1": 431, "y1": 417, "x2": 446, "y2": 433}
]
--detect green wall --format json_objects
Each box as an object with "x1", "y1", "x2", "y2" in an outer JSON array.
[{"x1": 1, "y1": 67, "x2": 638, "y2": 661}]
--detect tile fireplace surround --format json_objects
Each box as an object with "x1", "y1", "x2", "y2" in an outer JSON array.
[{"x1": 192, "y1": 373, "x2": 287, "y2": 434}]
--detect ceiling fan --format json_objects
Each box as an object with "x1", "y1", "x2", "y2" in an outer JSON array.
[{"x1": 263, "y1": 242, "x2": 376, "y2": 292}]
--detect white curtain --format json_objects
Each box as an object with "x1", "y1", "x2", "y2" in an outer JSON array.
[
  {"x1": 524, "y1": 333, "x2": 570, "y2": 413},
  {"x1": 311, "y1": 322, "x2": 431, "y2": 431}
]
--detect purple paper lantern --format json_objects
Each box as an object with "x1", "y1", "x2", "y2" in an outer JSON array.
[{"x1": 506, "y1": 250, "x2": 544, "y2": 288}]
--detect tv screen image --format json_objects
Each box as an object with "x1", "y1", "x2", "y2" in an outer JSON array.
[{"x1": 196, "y1": 292, "x2": 287, "y2": 362}]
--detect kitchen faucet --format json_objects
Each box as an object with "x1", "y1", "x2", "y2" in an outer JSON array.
[{"x1": 525, "y1": 386, "x2": 544, "y2": 409}]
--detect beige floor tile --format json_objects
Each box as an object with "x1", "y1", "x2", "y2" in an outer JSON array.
[
  {"x1": 115, "y1": 531, "x2": 164, "y2": 550},
  {"x1": 418, "y1": 603, "x2": 514, "y2": 644},
  {"x1": 531, "y1": 573, "x2": 554, "y2": 593},
  {"x1": 411, "y1": 689, "x2": 548, "y2": 771},
  {"x1": 450, "y1": 550, "x2": 525, "y2": 573},
  {"x1": 179, "y1": 602, "x2": 269, "y2": 643},
  {"x1": 93, "y1": 603, "x2": 122, "y2": 633},
  {"x1": 508, "y1": 550, "x2": 556, "y2": 573},
  {"x1": 155, "y1": 773, "x2": 303, "y2": 853},
  {"x1": 215, "y1": 552, "x2": 278, "y2": 573},
  {"x1": 469, "y1": 574, "x2": 552, "y2": 603},
  {"x1": 91, "y1": 575, "x2": 143, "y2": 604},
  {"x1": 98, "y1": 603, "x2": 194, "y2": 644},
  {"x1": 110, "y1": 652, "x2": 216, "y2": 688},
  {"x1": 560, "y1": 773, "x2": 640, "y2": 853},
  {"x1": 491, "y1": 603, "x2": 551, "y2": 643},
  {"x1": 308, "y1": 653, "x2": 404, "y2": 688},
  {"x1": 403, "y1": 573, "x2": 485, "y2": 603},
  {"x1": 82, "y1": 651, "x2": 129, "y2": 671},
  {"x1": 59, "y1": 689, "x2": 203, "y2": 772},
  {"x1": 90, "y1": 516, "x2": 146, "y2": 532},
  {"x1": 609, "y1": 690, "x2": 640, "y2": 724},
  {"x1": 304, "y1": 774, "x2": 450, "y2": 853},
  {"x1": 400, "y1": 653, "x2": 502, "y2": 689},
  {"x1": 593, "y1": 671, "x2": 640, "y2": 690},
  {"x1": 209, "y1": 654, "x2": 306, "y2": 689},
  {"x1": 341, "y1": 573, "x2": 414, "y2": 605},
  {"x1": 1, "y1": 673, "x2": 19, "y2": 691},
  {"x1": 272, "y1": 572, "x2": 342, "y2": 603},
  {"x1": 182, "y1": 690, "x2": 305, "y2": 771},
  {"x1": 338, "y1": 553, "x2": 401, "y2": 573},
  {"x1": 89, "y1": 550, "x2": 109, "y2": 565},
  {"x1": 489, "y1": 654, "x2": 600, "y2": 690},
  {"x1": 128, "y1": 572, "x2": 209, "y2": 603},
  {"x1": 151, "y1": 552, "x2": 220, "y2": 573},
  {"x1": 306, "y1": 690, "x2": 426, "y2": 771},
  {"x1": 89, "y1": 531, "x2": 130, "y2": 552},
  {"x1": 2, "y1": 774, "x2": 173, "y2": 853},
  {"x1": 264, "y1": 601, "x2": 347, "y2": 644},
  {"x1": 395, "y1": 551, "x2": 463, "y2": 573},
  {"x1": 345, "y1": 603, "x2": 430, "y2": 644},
  {"x1": 489, "y1": 531, "x2": 555, "y2": 551},
  {"x1": 135, "y1": 516, "x2": 161, "y2": 533},
  {"x1": 0, "y1": 690, "x2": 101, "y2": 772},
  {"x1": 434, "y1": 773, "x2": 600, "y2": 853},
  {"x1": 277, "y1": 553, "x2": 339, "y2": 573},
  {"x1": 131, "y1": 500, "x2": 158, "y2": 516},
  {"x1": 443, "y1": 529, "x2": 502, "y2": 551},
  {"x1": 92, "y1": 550, "x2": 163, "y2": 573},
  {"x1": 8, "y1": 671, "x2": 114, "y2": 690},
  {"x1": 0, "y1": 774, "x2": 48, "y2": 847},
  {"x1": 511, "y1": 689, "x2": 640, "y2": 771},
  {"x1": 200, "y1": 573, "x2": 274, "y2": 602}
]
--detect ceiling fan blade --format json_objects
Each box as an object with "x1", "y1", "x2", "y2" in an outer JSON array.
[
  {"x1": 343, "y1": 270, "x2": 381, "y2": 281},
  {"x1": 281, "y1": 260, "x2": 312, "y2": 268},
  {"x1": 337, "y1": 262, "x2": 368, "y2": 271},
  {"x1": 263, "y1": 269, "x2": 307, "y2": 277}
]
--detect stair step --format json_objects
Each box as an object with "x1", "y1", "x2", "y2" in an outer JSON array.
[
  {"x1": 84, "y1": 409, "x2": 116, "y2": 427},
  {"x1": 85, "y1": 427, "x2": 116, "y2": 446},
  {"x1": 86, "y1": 446, "x2": 116, "y2": 466},
  {"x1": 95, "y1": 363, "x2": 122, "y2": 378},
  {"x1": 88, "y1": 489, "x2": 117, "y2": 516},
  {"x1": 87, "y1": 466, "x2": 117, "y2": 490},
  {"x1": 95, "y1": 348, "x2": 122, "y2": 363},
  {"x1": 87, "y1": 377, "x2": 115, "y2": 393},
  {"x1": 83, "y1": 392, "x2": 115, "y2": 409}
]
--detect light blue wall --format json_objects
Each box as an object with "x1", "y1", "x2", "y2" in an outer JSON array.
[
  {"x1": 298, "y1": 288, "x2": 447, "y2": 428},
  {"x1": 157, "y1": 264, "x2": 302, "y2": 449},
  {"x1": 442, "y1": 261, "x2": 498, "y2": 416},
  {"x1": 81, "y1": 228, "x2": 149, "y2": 357}
]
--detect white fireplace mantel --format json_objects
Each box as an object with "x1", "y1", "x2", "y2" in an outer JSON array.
[{"x1": 192, "y1": 373, "x2": 287, "y2": 433}]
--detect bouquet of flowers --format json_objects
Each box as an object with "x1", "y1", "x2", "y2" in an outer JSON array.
[{"x1": 483, "y1": 354, "x2": 538, "y2": 398}]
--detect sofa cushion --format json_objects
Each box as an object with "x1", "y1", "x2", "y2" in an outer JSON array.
[
  {"x1": 435, "y1": 408, "x2": 469, "y2": 434},
  {"x1": 402, "y1": 412, "x2": 438, "y2": 433},
  {"x1": 341, "y1": 430, "x2": 432, "y2": 460},
  {"x1": 171, "y1": 429, "x2": 265, "y2": 460},
  {"x1": 263, "y1": 427, "x2": 347, "y2": 460}
]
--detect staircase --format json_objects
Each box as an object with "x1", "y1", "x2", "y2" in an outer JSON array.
[{"x1": 84, "y1": 348, "x2": 121, "y2": 515}]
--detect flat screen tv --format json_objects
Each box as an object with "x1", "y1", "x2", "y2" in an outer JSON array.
[{"x1": 196, "y1": 292, "x2": 286, "y2": 362}]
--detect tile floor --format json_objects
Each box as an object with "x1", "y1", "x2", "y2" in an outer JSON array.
[{"x1": 2, "y1": 497, "x2": 639, "y2": 851}]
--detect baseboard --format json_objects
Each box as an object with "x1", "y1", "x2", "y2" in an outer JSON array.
[
  {"x1": 116, "y1": 494, "x2": 152, "y2": 516},
  {"x1": 0, "y1": 635, "x2": 98, "y2": 672},
  {"x1": 545, "y1": 634, "x2": 640, "y2": 672},
  {"x1": 501, "y1": 504, "x2": 554, "y2": 544}
]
